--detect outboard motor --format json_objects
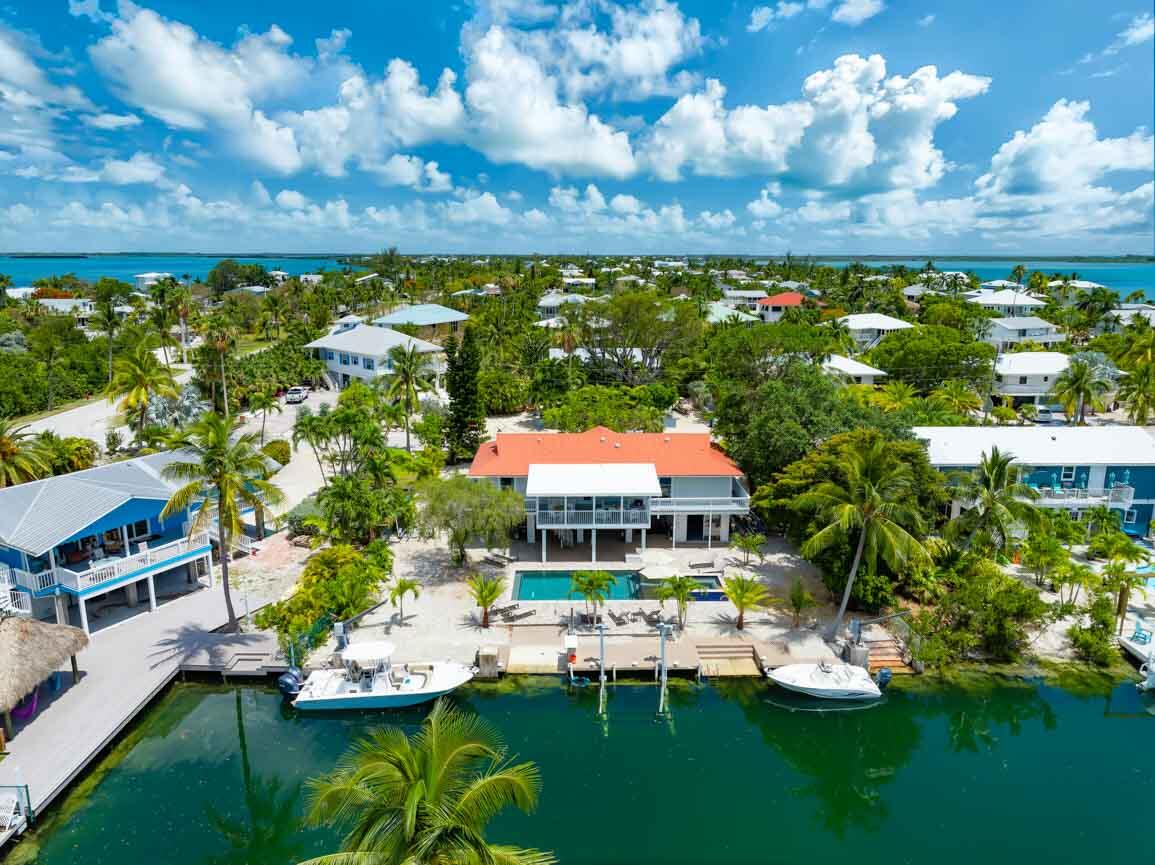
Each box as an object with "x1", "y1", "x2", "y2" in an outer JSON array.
[
  {"x1": 277, "y1": 667, "x2": 304, "y2": 700},
  {"x1": 1138, "y1": 658, "x2": 1155, "y2": 693},
  {"x1": 874, "y1": 667, "x2": 893, "y2": 691}
]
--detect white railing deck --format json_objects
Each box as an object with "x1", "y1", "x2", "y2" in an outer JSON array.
[
  {"x1": 525, "y1": 495, "x2": 750, "y2": 516},
  {"x1": 1, "y1": 588, "x2": 32, "y2": 615},
  {"x1": 536, "y1": 508, "x2": 651, "y2": 527},
  {"x1": 1033, "y1": 485, "x2": 1133, "y2": 509},
  {"x1": 0, "y1": 563, "x2": 54, "y2": 593},
  {"x1": 55, "y1": 532, "x2": 211, "y2": 593}
]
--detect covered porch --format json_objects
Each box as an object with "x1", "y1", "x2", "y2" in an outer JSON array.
[{"x1": 520, "y1": 515, "x2": 733, "y2": 564}]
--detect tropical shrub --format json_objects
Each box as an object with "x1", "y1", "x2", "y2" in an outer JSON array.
[
  {"x1": 478, "y1": 366, "x2": 529, "y2": 414},
  {"x1": 262, "y1": 438, "x2": 291, "y2": 466},
  {"x1": 541, "y1": 384, "x2": 665, "y2": 432},
  {"x1": 1068, "y1": 592, "x2": 1117, "y2": 666},
  {"x1": 416, "y1": 475, "x2": 525, "y2": 565},
  {"x1": 253, "y1": 542, "x2": 393, "y2": 649}
]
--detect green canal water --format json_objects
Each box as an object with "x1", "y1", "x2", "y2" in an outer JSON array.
[{"x1": 9, "y1": 676, "x2": 1154, "y2": 865}]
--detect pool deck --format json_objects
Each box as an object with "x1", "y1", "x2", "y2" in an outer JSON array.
[{"x1": 0, "y1": 582, "x2": 279, "y2": 847}]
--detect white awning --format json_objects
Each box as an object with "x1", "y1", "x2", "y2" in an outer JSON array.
[{"x1": 526, "y1": 463, "x2": 661, "y2": 497}]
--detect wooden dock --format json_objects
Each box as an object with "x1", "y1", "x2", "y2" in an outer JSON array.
[{"x1": 0, "y1": 585, "x2": 276, "y2": 849}]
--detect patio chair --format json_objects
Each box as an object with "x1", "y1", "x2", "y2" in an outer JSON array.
[
  {"x1": 644, "y1": 610, "x2": 664, "y2": 626},
  {"x1": 504, "y1": 609, "x2": 536, "y2": 622},
  {"x1": 1132, "y1": 616, "x2": 1152, "y2": 645},
  {"x1": 607, "y1": 609, "x2": 628, "y2": 627},
  {"x1": 689, "y1": 559, "x2": 715, "y2": 570}
]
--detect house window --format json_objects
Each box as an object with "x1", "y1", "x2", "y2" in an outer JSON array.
[
  {"x1": 500, "y1": 477, "x2": 513, "y2": 490},
  {"x1": 853, "y1": 376, "x2": 862, "y2": 384},
  {"x1": 1125, "y1": 509, "x2": 1138, "y2": 525},
  {"x1": 363, "y1": 358, "x2": 375, "y2": 371},
  {"x1": 339, "y1": 353, "x2": 350, "y2": 365},
  {"x1": 1060, "y1": 466, "x2": 1076, "y2": 482},
  {"x1": 126, "y1": 520, "x2": 150, "y2": 540},
  {"x1": 350, "y1": 355, "x2": 360, "y2": 366},
  {"x1": 325, "y1": 350, "x2": 335, "y2": 360},
  {"x1": 1018, "y1": 376, "x2": 1028, "y2": 385},
  {"x1": 659, "y1": 477, "x2": 672, "y2": 498}
]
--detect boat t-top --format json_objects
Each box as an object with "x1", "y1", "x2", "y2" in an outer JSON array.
[
  {"x1": 281, "y1": 641, "x2": 476, "y2": 711},
  {"x1": 766, "y1": 661, "x2": 885, "y2": 701}
]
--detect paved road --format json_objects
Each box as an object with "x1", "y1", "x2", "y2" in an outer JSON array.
[{"x1": 24, "y1": 367, "x2": 193, "y2": 442}]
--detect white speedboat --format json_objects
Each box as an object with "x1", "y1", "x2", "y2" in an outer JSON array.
[
  {"x1": 767, "y1": 661, "x2": 883, "y2": 701},
  {"x1": 290, "y1": 641, "x2": 476, "y2": 711}
]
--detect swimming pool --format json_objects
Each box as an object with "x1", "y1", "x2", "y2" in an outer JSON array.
[{"x1": 513, "y1": 570, "x2": 725, "y2": 601}]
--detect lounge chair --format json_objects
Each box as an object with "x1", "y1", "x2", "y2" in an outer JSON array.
[
  {"x1": 644, "y1": 610, "x2": 664, "y2": 626},
  {"x1": 491, "y1": 602, "x2": 519, "y2": 617},
  {"x1": 490, "y1": 551, "x2": 519, "y2": 563},
  {"x1": 504, "y1": 609, "x2": 536, "y2": 622},
  {"x1": 689, "y1": 559, "x2": 715, "y2": 570},
  {"x1": 1132, "y1": 617, "x2": 1152, "y2": 645},
  {"x1": 607, "y1": 609, "x2": 628, "y2": 626}
]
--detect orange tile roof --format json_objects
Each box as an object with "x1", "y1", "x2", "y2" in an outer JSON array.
[
  {"x1": 756, "y1": 291, "x2": 808, "y2": 307},
  {"x1": 469, "y1": 426, "x2": 744, "y2": 478}
]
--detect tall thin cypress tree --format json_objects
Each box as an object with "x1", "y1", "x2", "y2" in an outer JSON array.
[{"x1": 444, "y1": 327, "x2": 485, "y2": 462}]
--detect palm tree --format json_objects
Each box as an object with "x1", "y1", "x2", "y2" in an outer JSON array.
[
  {"x1": 147, "y1": 304, "x2": 179, "y2": 369},
  {"x1": 1050, "y1": 358, "x2": 1110, "y2": 425},
  {"x1": 0, "y1": 418, "x2": 50, "y2": 487},
  {"x1": 787, "y1": 576, "x2": 817, "y2": 628},
  {"x1": 871, "y1": 380, "x2": 918, "y2": 413},
  {"x1": 160, "y1": 413, "x2": 285, "y2": 630},
  {"x1": 946, "y1": 447, "x2": 1040, "y2": 555},
  {"x1": 1117, "y1": 360, "x2": 1155, "y2": 424},
  {"x1": 91, "y1": 303, "x2": 122, "y2": 384},
  {"x1": 303, "y1": 699, "x2": 552, "y2": 865},
  {"x1": 390, "y1": 577, "x2": 421, "y2": 626},
  {"x1": 467, "y1": 572, "x2": 505, "y2": 628},
  {"x1": 930, "y1": 379, "x2": 982, "y2": 416},
  {"x1": 202, "y1": 313, "x2": 239, "y2": 417},
  {"x1": 655, "y1": 574, "x2": 698, "y2": 630},
  {"x1": 384, "y1": 344, "x2": 434, "y2": 452},
  {"x1": 796, "y1": 439, "x2": 929, "y2": 638},
  {"x1": 261, "y1": 292, "x2": 288, "y2": 339},
  {"x1": 246, "y1": 389, "x2": 282, "y2": 446},
  {"x1": 570, "y1": 569, "x2": 616, "y2": 622},
  {"x1": 1083, "y1": 503, "x2": 1121, "y2": 538},
  {"x1": 106, "y1": 342, "x2": 179, "y2": 441},
  {"x1": 171, "y1": 282, "x2": 194, "y2": 365},
  {"x1": 730, "y1": 531, "x2": 765, "y2": 566},
  {"x1": 721, "y1": 574, "x2": 769, "y2": 630}
]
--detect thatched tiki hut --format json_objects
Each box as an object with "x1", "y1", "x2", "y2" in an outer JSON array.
[{"x1": 0, "y1": 616, "x2": 88, "y2": 740}]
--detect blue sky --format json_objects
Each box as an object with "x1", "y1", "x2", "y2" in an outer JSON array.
[{"x1": 0, "y1": 0, "x2": 1151, "y2": 254}]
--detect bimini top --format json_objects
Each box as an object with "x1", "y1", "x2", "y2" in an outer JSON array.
[
  {"x1": 470, "y1": 427, "x2": 744, "y2": 478},
  {"x1": 912, "y1": 426, "x2": 1155, "y2": 468},
  {"x1": 341, "y1": 641, "x2": 396, "y2": 665},
  {"x1": 526, "y1": 463, "x2": 661, "y2": 497},
  {"x1": 0, "y1": 450, "x2": 188, "y2": 557}
]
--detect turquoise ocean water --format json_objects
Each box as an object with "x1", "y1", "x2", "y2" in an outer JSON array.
[{"x1": 1, "y1": 255, "x2": 1152, "y2": 297}]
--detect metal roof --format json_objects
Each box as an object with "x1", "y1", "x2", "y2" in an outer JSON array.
[
  {"x1": 995, "y1": 352, "x2": 1070, "y2": 376},
  {"x1": 823, "y1": 354, "x2": 887, "y2": 377},
  {"x1": 526, "y1": 463, "x2": 661, "y2": 497},
  {"x1": 0, "y1": 451, "x2": 188, "y2": 556},
  {"x1": 305, "y1": 324, "x2": 441, "y2": 357},
  {"x1": 373, "y1": 304, "x2": 469, "y2": 327},
  {"x1": 912, "y1": 426, "x2": 1155, "y2": 467}
]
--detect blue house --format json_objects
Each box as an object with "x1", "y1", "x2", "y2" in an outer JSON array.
[
  {"x1": 0, "y1": 452, "x2": 214, "y2": 634},
  {"x1": 913, "y1": 426, "x2": 1155, "y2": 536}
]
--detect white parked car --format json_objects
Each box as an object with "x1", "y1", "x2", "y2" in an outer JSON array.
[{"x1": 285, "y1": 386, "x2": 310, "y2": 404}]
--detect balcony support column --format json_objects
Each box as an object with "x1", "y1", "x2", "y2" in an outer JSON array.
[
  {"x1": 120, "y1": 525, "x2": 130, "y2": 554},
  {"x1": 53, "y1": 591, "x2": 68, "y2": 625},
  {"x1": 591, "y1": 528, "x2": 597, "y2": 564},
  {"x1": 124, "y1": 581, "x2": 139, "y2": 608},
  {"x1": 77, "y1": 595, "x2": 90, "y2": 635},
  {"x1": 147, "y1": 575, "x2": 157, "y2": 612},
  {"x1": 541, "y1": 529, "x2": 548, "y2": 563},
  {"x1": 641, "y1": 529, "x2": 646, "y2": 553}
]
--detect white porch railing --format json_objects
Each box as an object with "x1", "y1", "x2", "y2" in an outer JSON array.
[
  {"x1": 0, "y1": 563, "x2": 54, "y2": 593},
  {"x1": 1034, "y1": 485, "x2": 1134, "y2": 510},
  {"x1": 1, "y1": 588, "x2": 32, "y2": 615},
  {"x1": 536, "y1": 508, "x2": 651, "y2": 527},
  {"x1": 55, "y1": 531, "x2": 211, "y2": 593},
  {"x1": 650, "y1": 496, "x2": 751, "y2": 513}
]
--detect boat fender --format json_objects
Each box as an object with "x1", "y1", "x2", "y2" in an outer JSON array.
[
  {"x1": 277, "y1": 667, "x2": 304, "y2": 699},
  {"x1": 874, "y1": 668, "x2": 893, "y2": 691}
]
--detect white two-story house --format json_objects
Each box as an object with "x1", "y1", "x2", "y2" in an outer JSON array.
[
  {"x1": 993, "y1": 352, "x2": 1070, "y2": 407},
  {"x1": 984, "y1": 316, "x2": 1066, "y2": 351},
  {"x1": 305, "y1": 324, "x2": 445, "y2": 389},
  {"x1": 469, "y1": 427, "x2": 750, "y2": 562}
]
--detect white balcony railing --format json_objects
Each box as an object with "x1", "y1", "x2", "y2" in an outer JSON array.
[
  {"x1": 1033, "y1": 485, "x2": 1134, "y2": 510},
  {"x1": 55, "y1": 532, "x2": 211, "y2": 593},
  {"x1": 0, "y1": 563, "x2": 54, "y2": 593},
  {"x1": 2, "y1": 588, "x2": 32, "y2": 615},
  {"x1": 650, "y1": 496, "x2": 751, "y2": 513},
  {"x1": 536, "y1": 508, "x2": 651, "y2": 527}
]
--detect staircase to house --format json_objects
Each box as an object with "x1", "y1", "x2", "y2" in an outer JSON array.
[{"x1": 694, "y1": 640, "x2": 762, "y2": 677}]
